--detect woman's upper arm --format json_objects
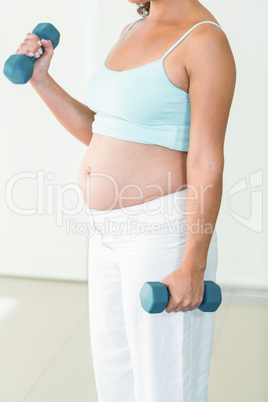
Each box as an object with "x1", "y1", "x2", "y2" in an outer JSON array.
[{"x1": 186, "y1": 25, "x2": 237, "y2": 168}]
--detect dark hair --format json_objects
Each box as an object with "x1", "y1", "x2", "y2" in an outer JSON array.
[{"x1": 137, "y1": 2, "x2": 150, "y2": 17}]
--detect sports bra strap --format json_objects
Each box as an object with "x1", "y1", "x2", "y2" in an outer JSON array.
[
  {"x1": 105, "y1": 18, "x2": 142, "y2": 62},
  {"x1": 106, "y1": 19, "x2": 222, "y2": 64},
  {"x1": 162, "y1": 21, "x2": 222, "y2": 60},
  {"x1": 119, "y1": 18, "x2": 142, "y2": 39}
]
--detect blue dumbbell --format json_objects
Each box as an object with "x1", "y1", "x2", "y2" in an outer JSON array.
[
  {"x1": 140, "y1": 280, "x2": 222, "y2": 314},
  {"x1": 3, "y1": 22, "x2": 60, "y2": 84}
]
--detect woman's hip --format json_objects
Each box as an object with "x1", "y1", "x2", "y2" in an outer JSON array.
[{"x1": 87, "y1": 187, "x2": 218, "y2": 280}]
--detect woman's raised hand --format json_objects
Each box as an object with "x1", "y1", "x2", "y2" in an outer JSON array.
[{"x1": 15, "y1": 33, "x2": 54, "y2": 83}]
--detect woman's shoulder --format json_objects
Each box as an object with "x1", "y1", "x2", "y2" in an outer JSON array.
[
  {"x1": 184, "y1": 19, "x2": 234, "y2": 67},
  {"x1": 119, "y1": 21, "x2": 135, "y2": 37}
]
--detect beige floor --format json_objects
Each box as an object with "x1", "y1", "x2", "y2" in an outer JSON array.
[{"x1": 0, "y1": 276, "x2": 267, "y2": 402}]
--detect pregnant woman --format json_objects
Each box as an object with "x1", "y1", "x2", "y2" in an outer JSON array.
[{"x1": 16, "y1": 0, "x2": 236, "y2": 400}]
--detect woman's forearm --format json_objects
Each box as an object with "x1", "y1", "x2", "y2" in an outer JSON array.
[
  {"x1": 29, "y1": 74, "x2": 95, "y2": 146},
  {"x1": 180, "y1": 164, "x2": 223, "y2": 272}
]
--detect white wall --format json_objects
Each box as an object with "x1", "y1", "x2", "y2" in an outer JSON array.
[
  {"x1": 0, "y1": 0, "x2": 93, "y2": 281},
  {"x1": 202, "y1": 0, "x2": 268, "y2": 289},
  {"x1": 1, "y1": 0, "x2": 267, "y2": 289}
]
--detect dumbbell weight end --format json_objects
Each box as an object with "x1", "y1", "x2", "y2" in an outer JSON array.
[
  {"x1": 140, "y1": 280, "x2": 222, "y2": 314},
  {"x1": 3, "y1": 22, "x2": 60, "y2": 84}
]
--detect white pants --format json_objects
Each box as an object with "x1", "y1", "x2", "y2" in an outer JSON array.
[{"x1": 86, "y1": 188, "x2": 218, "y2": 402}]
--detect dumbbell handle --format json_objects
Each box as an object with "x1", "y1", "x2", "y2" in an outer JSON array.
[
  {"x1": 140, "y1": 280, "x2": 222, "y2": 314},
  {"x1": 3, "y1": 23, "x2": 60, "y2": 84}
]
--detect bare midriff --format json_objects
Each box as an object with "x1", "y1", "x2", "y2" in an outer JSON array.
[{"x1": 78, "y1": 132, "x2": 187, "y2": 211}]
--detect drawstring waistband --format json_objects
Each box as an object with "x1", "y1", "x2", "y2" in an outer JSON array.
[{"x1": 86, "y1": 188, "x2": 187, "y2": 228}]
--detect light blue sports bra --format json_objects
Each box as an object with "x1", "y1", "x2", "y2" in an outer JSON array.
[{"x1": 85, "y1": 19, "x2": 222, "y2": 152}]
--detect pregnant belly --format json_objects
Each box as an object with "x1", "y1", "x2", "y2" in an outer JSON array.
[{"x1": 78, "y1": 133, "x2": 187, "y2": 211}]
